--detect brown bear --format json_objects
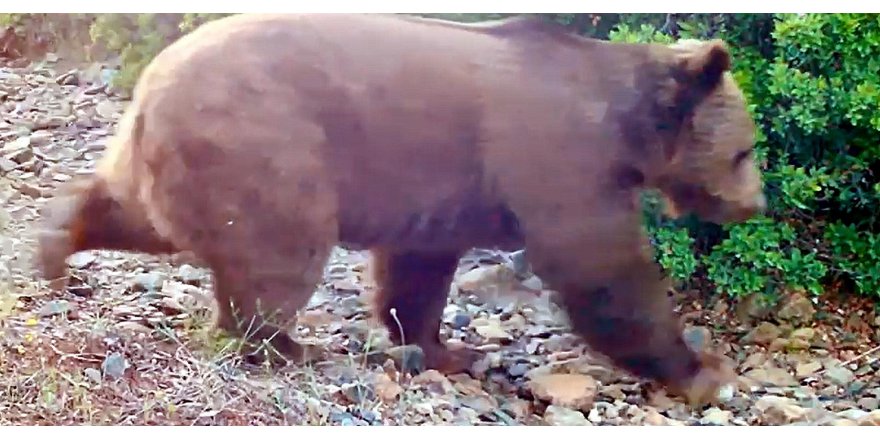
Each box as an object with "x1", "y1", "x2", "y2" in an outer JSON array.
[{"x1": 34, "y1": 14, "x2": 765, "y2": 406}]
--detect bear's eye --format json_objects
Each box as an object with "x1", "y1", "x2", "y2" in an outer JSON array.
[{"x1": 732, "y1": 148, "x2": 753, "y2": 168}]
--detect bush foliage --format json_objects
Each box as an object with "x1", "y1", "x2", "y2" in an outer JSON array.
[{"x1": 2, "y1": 13, "x2": 877, "y2": 303}]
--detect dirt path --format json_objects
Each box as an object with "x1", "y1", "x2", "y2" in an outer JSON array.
[{"x1": 1, "y1": 58, "x2": 879, "y2": 426}]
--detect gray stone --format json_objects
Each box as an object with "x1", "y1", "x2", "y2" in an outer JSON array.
[
  {"x1": 177, "y1": 264, "x2": 203, "y2": 285},
  {"x1": 826, "y1": 366, "x2": 855, "y2": 387},
  {"x1": 858, "y1": 397, "x2": 879, "y2": 411},
  {"x1": 744, "y1": 322, "x2": 781, "y2": 345},
  {"x1": 545, "y1": 406, "x2": 591, "y2": 426},
  {"x1": 133, "y1": 272, "x2": 166, "y2": 292},
  {"x1": 777, "y1": 294, "x2": 815, "y2": 325},
  {"x1": 39, "y1": 300, "x2": 72, "y2": 317},
  {"x1": 101, "y1": 352, "x2": 127, "y2": 380},
  {"x1": 84, "y1": 367, "x2": 102, "y2": 384},
  {"x1": 68, "y1": 252, "x2": 97, "y2": 269},
  {"x1": 838, "y1": 409, "x2": 868, "y2": 421},
  {"x1": 700, "y1": 408, "x2": 732, "y2": 425}
]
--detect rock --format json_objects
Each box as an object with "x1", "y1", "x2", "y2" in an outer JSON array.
[
  {"x1": 449, "y1": 312, "x2": 471, "y2": 329},
  {"x1": 84, "y1": 367, "x2": 102, "y2": 384},
  {"x1": 460, "y1": 395, "x2": 496, "y2": 415},
  {"x1": 587, "y1": 408, "x2": 601, "y2": 423},
  {"x1": 520, "y1": 275, "x2": 543, "y2": 291},
  {"x1": 385, "y1": 345, "x2": 425, "y2": 374},
  {"x1": 341, "y1": 383, "x2": 374, "y2": 404},
  {"x1": 177, "y1": 264, "x2": 203, "y2": 285},
  {"x1": 790, "y1": 327, "x2": 815, "y2": 342},
  {"x1": 745, "y1": 367, "x2": 798, "y2": 387},
  {"x1": 756, "y1": 396, "x2": 807, "y2": 424},
  {"x1": 471, "y1": 317, "x2": 512, "y2": 342},
  {"x1": 160, "y1": 296, "x2": 186, "y2": 313},
  {"x1": 95, "y1": 100, "x2": 120, "y2": 119},
  {"x1": 858, "y1": 410, "x2": 880, "y2": 426},
  {"x1": 528, "y1": 373, "x2": 597, "y2": 411},
  {"x1": 0, "y1": 157, "x2": 17, "y2": 172},
  {"x1": 837, "y1": 409, "x2": 868, "y2": 421},
  {"x1": 412, "y1": 369, "x2": 455, "y2": 395},
  {"x1": 785, "y1": 337, "x2": 811, "y2": 351},
  {"x1": 456, "y1": 265, "x2": 515, "y2": 292},
  {"x1": 5, "y1": 136, "x2": 31, "y2": 152},
  {"x1": 717, "y1": 383, "x2": 735, "y2": 403},
  {"x1": 114, "y1": 321, "x2": 152, "y2": 334},
  {"x1": 683, "y1": 326, "x2": 711, "y2": 351},
  {"x1": 641, "y1": 407, "x2": 683, "y2": 426},
  {"x1": 39, "y1": 299, "x2": 72, "y2": 317},
  {"x1": 507, "y1": 249, "x2": 530, "y2": 275},
  {"x1": 826, "y1": 366, "x2": 855, "y2": 387},
  {"x1": 501, "y1": 398, "x2": 531, "y2": 420},
  {"x1": 373, "y1": 373, "x2": 403, "y2": 402},
  {"x1": 508, "y1": 362, "x2": 530, "y2": 377},
  {"x1": 55, "y1": 69, "x2": 79, "y2": 85},
  {"x1": 735, "y1": 293, "x2": 774, "y2": 321},
  {"x1": 544, "y1": 406, "x2": 590, "y2": 426},
  {"x1": 777, "y1": 293, "x2": 815, "y2": 325},
  {"x1": 795, "y1": 361, "x2": 822, "y2": 378},
  {"x1": 133, "y1": 272, "x2": 166, "y2": 292},
  {"x1": 744, "y1": 321, "x2": 781, "y2": 345},
  {"x1": 700, "y1": 408, "x2": 732, "y2": 425},
  {"x1": 858, "y1": 397, "x2": 879, "y2": 411},
  {"x1": 28, "y1": 131, "x2": 53, "y2": 147},
  {"x1": 101, "y1": 352, "x2": 128, "y2": 380},
  {"x1": 68, "y1": 252, "x2": 97, "y2": 269}
]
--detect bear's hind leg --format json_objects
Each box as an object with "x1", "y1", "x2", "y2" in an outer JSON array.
[
  {"x1": 371, "y1": 248, "x2": 480, "y2": 373},
  {"x1": 36, "y1": 176, "x2": 176, "y2": 280}
]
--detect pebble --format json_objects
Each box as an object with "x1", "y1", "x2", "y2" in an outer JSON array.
[
  {"x1": 544, "y1": 406, "x2": 591, "y2": 426},
  {"x1": 858, "y1": 397, "x2": 879, "y2": 411},
  {"x1": 744, "y1": 321, "x2": 780, "y2": 345},
  {"x1": 745, "y1": 367, "x2": 798, "y2": 387},
  {"x1": 858, "y1": 410, "x2": 880, "y2": 426},
  {"x1": 755, "y1": 396, "x2": 808, "y2": 424},
  {"x1": 838, "y1": 409, "x2": 868, "y2": 420},
  {"x1": 777, "y1": 294, "x2": 815, "y2": 325},
  {"x1": 39, "y1": 299, "x2": 72, "y2": 317},
  {"x1": 826, "y1": 366, "x2": 855, "y2": 387},
  {"x1": 508, "y1": 362, "x2": 531, "y2": 378},
  {"x1": 795, "y1": 361, "x2": 822, "y2": 378},
  {"x1": 101, "y1": 352, "x2": 127, "y2": 380},
  {"x1": 700, "y1": 408, "x2": 732, "y2": 425},
  {"x1": 177, "y1": 264, "x2": 203, "y2": 285},
  {"x1": 84, "y1": 367, "x2": 102, "y2": 384},
  {"x1": 133, "y1": 272, "x2": 166, "y2": 292},
  {"x1": 528, "y1": 373, "x2": 597, "y2": 411},
  {"x1": 450, "y1": 313, "x2": 471, "y2": 329},
  {"x1": 68, "y1": 252, "x2": 97, "y2": 269}
]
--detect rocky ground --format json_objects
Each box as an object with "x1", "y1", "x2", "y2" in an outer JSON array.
[{"x1": 1, "y1": 56, "x2": 880, "y2": 426}]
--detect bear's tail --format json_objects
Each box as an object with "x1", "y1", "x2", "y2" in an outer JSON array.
[{"x1": 34, "y1": 174, "x2": 177, "y2": 281}]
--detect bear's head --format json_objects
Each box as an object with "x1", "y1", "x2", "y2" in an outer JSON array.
[{"x1": 645, "y1": 38, "x2": 766, "y2": 225}]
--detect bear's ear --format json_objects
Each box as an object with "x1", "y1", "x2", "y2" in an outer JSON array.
[{"x1": 673, "y1": 39, "x2": 731, "y2": 95}]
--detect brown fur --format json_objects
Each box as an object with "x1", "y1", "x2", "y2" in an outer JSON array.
[{"x1": 34, "y1": 14, "x2": 764, "y2": 405}]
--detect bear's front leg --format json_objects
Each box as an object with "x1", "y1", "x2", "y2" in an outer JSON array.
[
  {"x1": 522, "y1": 208, "x2": 734, "y2": 407},
  {"x1": 553, "y1": 257, "x2": 735, "y2": 406}
]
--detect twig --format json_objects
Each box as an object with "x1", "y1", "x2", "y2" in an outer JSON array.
[{"x1": 809, "y1": 344, "x2": 880, "y2": 380}]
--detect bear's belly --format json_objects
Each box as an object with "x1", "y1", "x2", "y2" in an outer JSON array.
[{"x1": 338, "y1": 201, "x2": 524, "y2": 252}]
